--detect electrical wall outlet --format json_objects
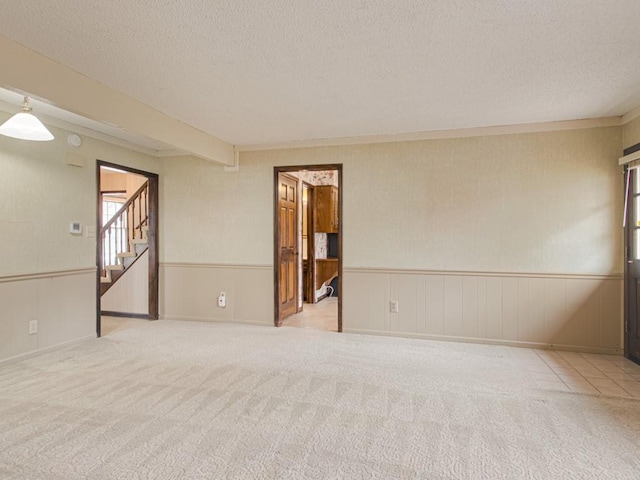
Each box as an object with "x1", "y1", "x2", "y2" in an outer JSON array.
[
  {"x1": 218, "y1": 292, "x2": 226, "y2": 308},
  {"x1": 28, "y1": 320, "x2": 38, "y2": 335},
  {"x1": 390, "y1": 300, "x2": 399, "y2": 313}
]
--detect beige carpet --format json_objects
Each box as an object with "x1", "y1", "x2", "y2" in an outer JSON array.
[{"x1": 1, "y1": 320, "x2": 639, "y2": 479}]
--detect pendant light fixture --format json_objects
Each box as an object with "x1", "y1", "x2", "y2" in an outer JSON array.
[{"x1": 0, "y1": 96, "x2": 54, "y2": 141}]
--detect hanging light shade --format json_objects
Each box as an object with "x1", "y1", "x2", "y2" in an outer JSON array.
[{"x1": 0, "y1": 96, "x2": 54, "y2": 141}]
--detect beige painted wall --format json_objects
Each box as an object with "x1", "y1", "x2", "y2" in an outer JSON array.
[
  {"x1": 163, "y1": 127, "x2": 622, "y2": 274},
  {"x1": 160, "y1": 126, "x2": 624, "y2": 350},
  {"x1": 160, "y1": 155, "x2": 271, "y2": 265},
  {"x1": 0, "y1": 114, "x2": 159, "y2": 362},
  {"x1": 101, "y1": 171, "x2": 126, "y2": 192},
  {"x1": 623, "y1": 116, "x2": 640, "y2": 149},
  {"x1": 0, "y1": 113, "x2": 160, "y2": 277},
  {"x1": 100, "y1": 170, "x2": 146, "y2": 198},
  {"x1": 0, "y1": 117, "x2": 627, "y2": 359}
]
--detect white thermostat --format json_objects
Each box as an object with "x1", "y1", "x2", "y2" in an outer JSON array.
[{"x1": 70, "y1": 222, "x2": 82, "y2": 234}]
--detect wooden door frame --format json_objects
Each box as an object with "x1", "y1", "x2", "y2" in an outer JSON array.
[
  {"x1": 96, "y1": 160, "x2": 159, "y2": 337},
  {"x1": 624, "y1": 142, "x2": 640, "y2": 363},
  {"x1": 302, "y1": 181, "x2": 316, "y2": 305},
  {"x1": 273, "y1": 164, "x2": 343, "y2": 332}
]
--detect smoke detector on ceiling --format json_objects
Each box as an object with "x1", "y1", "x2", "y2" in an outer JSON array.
[{"x1": 67, "y1": 134, "x2": 82, "y2": 148}]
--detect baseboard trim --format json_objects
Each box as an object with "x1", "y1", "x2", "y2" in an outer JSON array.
[
  {"x1": 342, "y1": 328, "x2": 624, "y2": 355},
  {"x1": 159, "y1": 314, "x2": 271, "y2": 327},
  {"x1": 0, "y1": 334, "x2": 96, "y2": 367},
  {"x1": 101, "y1": 311, "x2": 149, "y2": 319}
]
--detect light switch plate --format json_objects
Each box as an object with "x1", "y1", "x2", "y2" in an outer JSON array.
[{"x1": 70, "y1": 222, "x2": 82, "y2": 234}]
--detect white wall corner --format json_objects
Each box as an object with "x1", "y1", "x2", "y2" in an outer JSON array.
[
  {"x1": 622, "y1": 104, "x2": 640, "y2": 125},
  {"x1": 224, "y1": 149, "x2": 240, "y2": 172}
]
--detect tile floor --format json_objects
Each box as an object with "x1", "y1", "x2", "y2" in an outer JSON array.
[
  {"x1": 510, "y1": 347, "x2": 640, "y2": 398},
  {"x1": 281, "y1": 297, "x2": 338, "y2": 332}
]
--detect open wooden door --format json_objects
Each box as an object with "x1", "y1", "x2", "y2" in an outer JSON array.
[{"x1": 275, "y1": 173, "x2": 298, "y2": 324}]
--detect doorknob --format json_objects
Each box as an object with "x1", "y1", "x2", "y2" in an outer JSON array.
[{"x1": 629, "y1": 260, "x2": 634, "y2": 264}]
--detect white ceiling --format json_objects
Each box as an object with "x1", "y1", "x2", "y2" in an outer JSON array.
[{"x1": 1, "y1": 1, "x2": 640, "y2": 147}]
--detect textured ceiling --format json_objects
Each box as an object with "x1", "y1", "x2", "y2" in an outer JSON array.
[{"x1": 1, "y1": 1, "x2": 640, "y2": 146}]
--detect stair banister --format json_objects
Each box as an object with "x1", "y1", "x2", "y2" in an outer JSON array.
[
  {"x1": 100, "y1": 180, "x2": 149, "y2": 279},
  {"x1": 101, "y1": 181, "x2": 149, "y2": 236}
]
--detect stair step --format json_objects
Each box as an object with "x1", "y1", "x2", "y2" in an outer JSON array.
[
  {"x1": 100, "y1": 276, "x2": 111, "y2": 284},
  {"x1": 134, "y1": 242, "x2": 147, "y2": 252},
  {"x1": 106, "y1": 264, "x2": 124, "y2": 271},
  {"x1": 131, "y1": 239, "x2": 148, "y2": 245},
  {"x1": 118, "y1": 251, "x2": 137, "y2": 258}
]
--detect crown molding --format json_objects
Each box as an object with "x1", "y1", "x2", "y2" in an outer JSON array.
[
  {"x1": 236, "y1": 117, "x2": 622, "y2": 152},
  {"x1": 622, "y1": 104, "x2": 640, "y2": 125}
]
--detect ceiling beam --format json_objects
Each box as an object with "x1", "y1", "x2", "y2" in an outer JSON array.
[{"x1": 0, "y1": 35, "x2": 234, "y2": 165}]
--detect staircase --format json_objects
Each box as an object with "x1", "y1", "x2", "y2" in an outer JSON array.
[{"x1": 100, "y1": 181, "x2": 149, "y2": 295}]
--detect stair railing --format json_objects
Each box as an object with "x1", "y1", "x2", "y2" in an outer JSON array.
[{"x1": 100, "y1": 181, "x2": 149, "y2": 277}]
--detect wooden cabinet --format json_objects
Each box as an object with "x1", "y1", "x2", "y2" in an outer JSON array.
[
  {"x1": 315, "y1": 258, "x2": 338, "y2": 290},
  {"x1": 314, "y1": 186, "x2": 339, "y2": 233}
]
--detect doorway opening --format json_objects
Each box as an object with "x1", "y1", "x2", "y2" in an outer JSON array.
[
  {"x1": 96, "y1": 161, "x2": 159, "y2": 337},
  {"x1": 274, "y1": 165, "x2": 342, "y2": 332}
]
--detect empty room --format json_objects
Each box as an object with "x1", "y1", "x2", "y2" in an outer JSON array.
[{"x1": 1, "y1": 2, "x2": 640, "y2": 479}]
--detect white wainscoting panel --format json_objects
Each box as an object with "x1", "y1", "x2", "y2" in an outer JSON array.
[
  {"x1": 101, "y1": 250, "x2": 149, "y2": 315},
  {"x1": 344, "y1": 269, "x2": 623, "y2": 354},
  {"x1": 160, "y1": 264, "x2": 623, "y2": 354},
  {"x1": 160, "y1": 263, "x2": 273, "y2": 325},
  {"x1": 0, "y1": 268, "x2": 96, "y2": 363}
]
